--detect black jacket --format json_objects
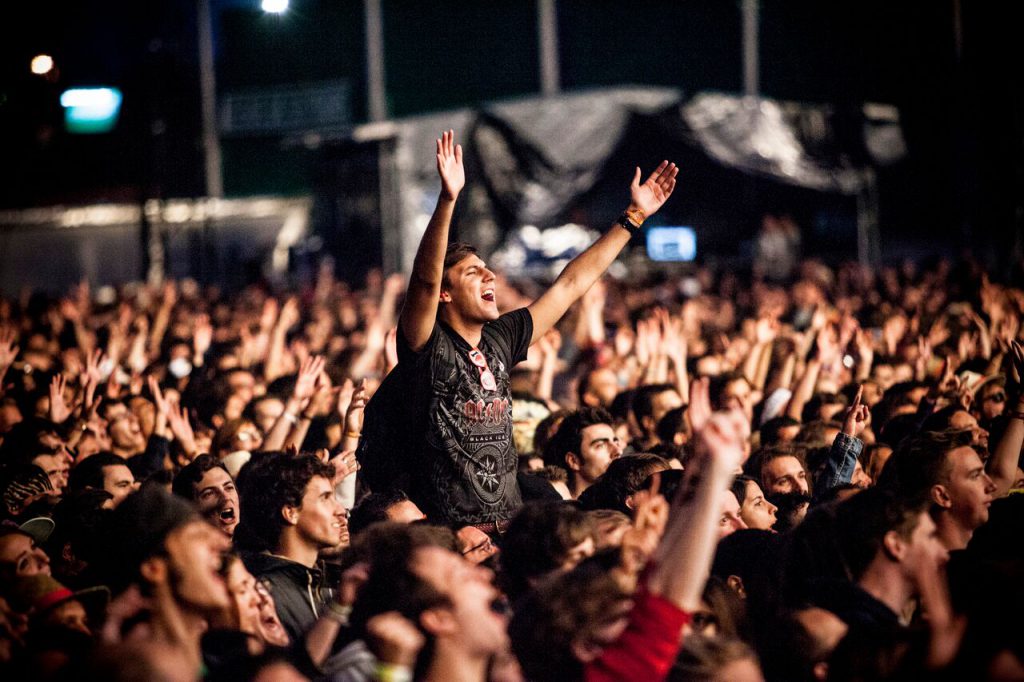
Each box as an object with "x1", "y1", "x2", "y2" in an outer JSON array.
[{"x1": 243, "y1": 552, "x2": 335, "y2": 643}]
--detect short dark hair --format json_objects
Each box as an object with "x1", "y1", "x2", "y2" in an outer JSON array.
[
  {"x1": 543, "y1": 407, "x2": 613, "y2": 473},
  {"x1": 577, "y1": 453, "x2": 670, "y2": 515},
  {"x1": 172, "y1": 454, "x2": 230, "y2": 501},
  {"x1": 348, "y1": 488, "x2": 412, "y2": 536},
  {"x1": 669, "y1": 636, "x2": 759, "y2": 682},
  {"x1": 498, "y1": 501, "x2": 593, "y2": 600},
  {"x1": 441, "y1": 242, "x2": 478, "y2": 290},
  {"x1": 730, "y1": 475, "x2": 757, "y2": 507},
  {"x1": 748, "y1": 443, "x2": 807, "y2": 483},
  {"x1": 349, "y1": 526, "x2": 451, "y2": 678},
  {"x1": 708, "y1": 371, "x2": 750, "y2": 411},
  {"x1": 631, "y1": 383, "x2": 678, "y2": 427},
  {"x1": 759, "y1": 416, "x2": 800, "y2": 447},
  {"x1": 834, "y1": 487, "x2": 930, "y2": 581},
  {"x1": 920, "y1": 405, "x2": 965, "y2": 433},
  {"x1": 510, "y1": 559, "x2": 629, "y2": 682},
  {"x1": 235, "y1": 453, "x2": 335, "y2": 553},
  {"x1": 877, "y1": 429, "x2": 973, "y2": 500},
  {"x1": 67, "y1": 452, "x2": 128, "y2": 493},
  {"x1": 655, "y1": 406, "x2": 687, "y2": 446}
]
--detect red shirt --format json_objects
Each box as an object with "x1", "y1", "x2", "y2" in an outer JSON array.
[{"x1": 584, "y1": 586, "x2": 692, "y2": 682}]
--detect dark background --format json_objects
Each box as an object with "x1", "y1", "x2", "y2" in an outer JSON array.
[{"x1": 1, "y1": 0, "x2": 1021, "y2": 267}]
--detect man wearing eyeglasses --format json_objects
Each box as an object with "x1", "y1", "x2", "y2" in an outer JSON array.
[{"x1": 362, "y1": 130, "x2": 678, "y2": 534}]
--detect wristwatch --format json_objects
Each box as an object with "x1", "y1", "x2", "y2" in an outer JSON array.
[{"x1": 617, "y1": 207, "x2": 646, "y2": 233}]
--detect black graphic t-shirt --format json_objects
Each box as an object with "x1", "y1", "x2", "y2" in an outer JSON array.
[{"x1": 394, "y1": 308, "x2": 533, "y2": 526}]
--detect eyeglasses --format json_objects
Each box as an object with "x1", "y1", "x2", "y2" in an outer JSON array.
[
  {"x1": 983, "y1": 392, "x2": 1006, "y2": 404},
  {"x1": 468, "y1": 349, "x2": 497, "y2": 391},
  {"x1": 462, "y1": 537, "x2": 495, "y2": 556}
]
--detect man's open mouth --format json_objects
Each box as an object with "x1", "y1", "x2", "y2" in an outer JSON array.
[
  {"x1": 219, "y1": 507, "x2": 236, "y2": 523},
  {"x1": 482, "y1": 289, "x2": 495, "y2": 302}
]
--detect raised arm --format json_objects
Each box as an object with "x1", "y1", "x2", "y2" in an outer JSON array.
[
  {"x1": 527, "y1": 161, "x2": 678, "y2": 345},
  {"x1": 988, "y1": 340, "x2": 1024, "y2": 497},
  {"x1": 398, "y1": 130, "x2": 465, "y2": 352}
]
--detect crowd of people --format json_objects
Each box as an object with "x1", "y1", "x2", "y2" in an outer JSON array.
[{"x1": 0, "y1": 130, "x2": 1022, "y2": 681}]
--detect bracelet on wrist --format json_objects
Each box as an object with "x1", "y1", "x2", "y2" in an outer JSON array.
[
  {"x1": 616, "y1": 207, "x2": 646, "y2": 233},
  {"x1": 346, "y1": 430, "x2": 362, "y2": 439},
  {"x1": 283, "y1": 412, "x2": 298, "y2": 425},
  {"x1": 374, "y1": 663, "x2": 413, "y2": 682},
  {"x1": 326, "y1": 601, "x2": 351, "y2": 624}
]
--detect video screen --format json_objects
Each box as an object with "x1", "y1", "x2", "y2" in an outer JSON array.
[{"x1": 646, "y1": 226, "x2": 696, "y2": 262}]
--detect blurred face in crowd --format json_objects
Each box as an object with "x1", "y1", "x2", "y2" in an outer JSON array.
[
  {"x1": 582, "y1": 369, "x2": 619, "y2": 408},
  {"x1": 440, "y1": 255, "x2": 499, "y2": 324},
  {"x1": 851, "y1": 459, "x2": 872, "y2": 488},
  {"x1": 109, "y1": 412, "x2": 146, "y2": 453},
  {"x1": 936, "y1": 446, "x2": 996, "y2": 531},
  {"x1": 457, "y1": 526, "x2": 500, "y2": 565},
  {"x1": 0, "y1": 532, "x2": 51, "y2": 581},
  {"x1": 195, "y1": 466, "x2": 240, "y2": 536},
  {"x1": 891, "y1": 512, "x2": 949, "y2": 590},
  {"x1": 227, "y1": 370, "x2": 257, "y2": 406},
  {"x1": 158, "y1": 520, "x2": 231, "y2": 613},
  {"x1": 738, "y1": 480, "x2": 777, "y2": 531},
  {"x1": 722, "y1": 378, "x2": 754, "y2": 423},
  {"x1": 130, "y1": 397, "x2": 156, "y2": 440},
  {"x1": 33, "y1": 452, "x2": 70, "y2": 499},
  {"x1": 251, "y1": 397, "x2": 285, "y2": 435},
  {"x1": 102, "y1": 463, "x2": 139, "y2": 509},
  {"x1": 411, "y1": 546, "x2": 509, "y2": 657},
  {"x1": 291, "y1": 476, "x2": 348, "y2": 549},
  {"x1": 76, "y1": 428, "x2": 111, "y2": 460},
  {"x1": 978, "y1": 382, "x2": 1007, "y2": 421},
  {"x1": 222, "y1": 559, "x2": 263, "y2": 639},
  {"x1": 254, "y1": 580, "x2": 290, "y2": 647},
  {"x1": 385, "y1": 499, "x2": 427, "y2": 524},
  {"x1": 719, "y1": 491, "x2": 748, "y2": 539},
  {"x1": 568, "y1": 423, "x2": 622, "y2": 486},
  {"x1": 229, "y1": 420, "x2": 263, "y2": 453},
  {"x1": 649, "y1": 389, "x2": 684, "y2": 430},
  {"x1": 46, "y1": 598, "x2": 91, "y2": 635},
  {"x1": 949, "y1": 411, "x2": 988, "y2": 449},
  {"x1": 867, "y1": 445, "x2": 893, "y2": 483},
  {"x1": 762, "y1": 455, "x2": 809, "y2": 496}
]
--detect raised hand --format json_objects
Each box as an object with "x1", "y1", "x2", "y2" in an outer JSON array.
[
  {"x1": 294, "y1": 355, "x2": 326, "y2": 403},
  {"x1": 345, "y1": 378, "x2": 368, "y2": 436},
  {"x1": 0, "y1": 327, "x2": 18, "y2": 373},
  {"x1": 165, "y1": 397, "x2": 198, "y2": 459},
  {"x1": 193, "y1": 314, "x2": 213, "y2": 360},
  {"x1": 629, "y1": 160, "x2": 678, "y2": 218},
  {"x1": 436, "y1": 129, "x2": 465, "y2": 201},
  {"x1": 366, "y1": 611, "x2": 425, "y2": 668},
  {"x1": 1008, "y1": 340, "x2": 1024, "y2": 389},
  {"x1": 619, "y1": 475, "x2": 670, "y2": 579},
  {"x1": 687, "y1": 376, "x2": 713, "y2": 435},
  {"x1": 331, "y1": 449, "x2": 360, "y2": 482},
  {"x1": 841, "y1": 385, "x2": 869, "y2": 438},
  {"x1": 49, "y1": 374, "x2": 73, "y2": 424}
]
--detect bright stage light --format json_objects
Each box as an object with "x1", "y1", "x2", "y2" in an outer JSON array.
[
  {"x1": 31, "y1": 54, "x2": 54, "y2": 75},
  {"x1": 60, "y1": 87, "x2": 123, "y2": 134},
  {"x1": 261, "y1": 0, "x2": 289, "y2": 13}
]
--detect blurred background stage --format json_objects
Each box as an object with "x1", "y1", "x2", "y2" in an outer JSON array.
[{"x1": 0, "y1": 0, "x2": 1021, "y2": 293}]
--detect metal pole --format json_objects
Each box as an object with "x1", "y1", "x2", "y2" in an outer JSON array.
[
  {"x1": 538, "y1": 0, "x2": 561, "y2": 96},
  {"x1": 198, "y1": 0, "x2": 223, "y2": 198},
  {"x1": 365, "y1": 0, "x2": 387, "y2": 121},
  {"x1": 742, "y1": 0, "x2": 759, "y2": 97}
]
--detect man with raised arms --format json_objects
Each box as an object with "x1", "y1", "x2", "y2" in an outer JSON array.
[{"x1": 363, "y1": 130, "x2": 677, "y2": 533}]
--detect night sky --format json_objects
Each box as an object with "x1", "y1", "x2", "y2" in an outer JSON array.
[{"x1": 1, "y1": 1, "x2": 1020, "y2": 263}]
